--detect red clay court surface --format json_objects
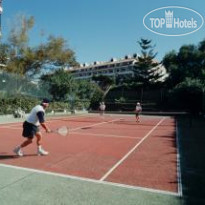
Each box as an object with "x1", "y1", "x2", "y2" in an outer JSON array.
[{"x1": 0, "y1": 114, "x2": 181, "y2": 196}]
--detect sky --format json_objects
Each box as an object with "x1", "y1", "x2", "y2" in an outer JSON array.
[{"x1": 1, "y1": 0, "x2": 205, "y2": 64}]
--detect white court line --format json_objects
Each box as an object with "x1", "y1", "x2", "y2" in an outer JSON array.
[
  {"x1": 0, "y1": 122, "x2": 22, "y2": 126},
  {"x1": 0, "y1": 126, "x2": 21, "y2": 129},
  {"x1": 46, "y1": 113, "x2": 90, "y2": 122},
  {"x1": 0, "y1": 163, "x2": 179, "y2": 196},
  {"x1": 176, "y1": 120, "x2": 183, "y2": 197},
  {"x1": 69, "y1": 119, "x2": 120, "y2": 132},
  {"x1": 0, "y1": 119, "x2": 121, "y2": 134},
  {"x1": 0, "y1": 123, "x2": 20, "y2": 127},
  {"x1": 46, "y1": 113, "x2": 107, "y2": 123},
  {"x1": 0, "y1": 114, "x2": 93, "y2": 129},
  {"x1": 0, "y1": 113, "x2": 98, "y2": 126},
  {"x1": 71, "y1": 131, "x2": 138, "y2": 140},
  {"x1": 100, "y1": 117, "x2": 166, "y2": 181}
]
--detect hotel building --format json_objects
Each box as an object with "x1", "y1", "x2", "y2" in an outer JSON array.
[{"x1": 68, "y1": 54, "x2": 167, "y2": 82}]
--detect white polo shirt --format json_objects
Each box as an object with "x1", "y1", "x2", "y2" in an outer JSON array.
[
  {"x1": 136, "y1": 105, "x2": 142, "y2": 113},
  {"x1": 26, "y1": 105, "x2": 45, "y2": 126}
]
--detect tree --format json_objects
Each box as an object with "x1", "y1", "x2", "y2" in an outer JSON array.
[
  {"x1": 92, "y1": 75, "x2": 114, "y2": 100},
  {"x1": 198, "y1": 39, "x2": 205, "y2": 83},
  {"x1": 76, "y1": 80, "x2": 99, "y2": 100},
  {"x1": 163, "y1": 50, "x2": 184, "y2": 88},
  {"x1": 8, "y1": 14, "x2": 34, "y2": 57},
  {"x1": 133, "y1": 38, "x2": 164, "y2": 86},
  {"x1": 89, "y1": 86, "x2": 104, "y2": 110},
  {"x1": 2, "y1": 14, "x2": 35, "y2": 75},
  {"x1": 75, "y1": 79, "x2": 103, "y2": 110},
  {"x1": 41, "y1": 69, "x2": 77, "y2": 101},
  {"x1": 163, "y1": 41, "x2": 205, "y2": 88},
  {"x1": 2, "y1": 14, "x2": 78, "y2": 77},
  {"x1": 162, "y1": 39, "x2": 205, "y2": 112},
  {"x1": 24, "y1": 35, "x2": 79, "y2": 77},
  {"x1": 170, "y1": 78, "x2": 204, "y2": 113},
  {"x1": 0, "y1": 43, "x2": 10, "y2": 67}
]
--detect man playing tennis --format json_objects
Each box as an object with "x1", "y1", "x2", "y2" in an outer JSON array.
[
  {"x1": 13, "y1": 98, "x2": 51, "y2": 157},
  {"x1": 135, "y1": 102, "x2": 142, "y2": 123},
  {"x1": 99, "y1": 101, "x2": 106, "y2": 116}
]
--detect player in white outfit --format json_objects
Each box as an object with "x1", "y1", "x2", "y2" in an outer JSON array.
[
  {"x1": 135, "y1": 102, "x2": 142, "y2": 123},
  {"x1": 99, "y1": 102, "x2": 106, "y2": 116},
  {"x1": 13, "y1": 99, "x2": 51, "y2": 156}
]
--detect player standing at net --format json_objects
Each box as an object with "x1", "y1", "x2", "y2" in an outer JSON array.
[
  {"x1": 13, "y1": 98, "x2": 51, "y2": 157},
  {"x1": 99, "y1": 101, "x2": 106, "y2": 116},
  {"x1": 135, "y1": 102, "x2": 142, "y2": 123}
]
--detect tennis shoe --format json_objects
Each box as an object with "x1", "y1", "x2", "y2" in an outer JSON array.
[
  {"x1": 13, "y1": 146, "x2": 23, "y2": 157},
  {"x1": 38, "y1": 148, "x2": 49, "y2": 156}
]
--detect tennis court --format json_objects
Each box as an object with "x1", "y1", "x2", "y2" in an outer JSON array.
[{"x1": 0, "y1": 113, "x2": 182, "y2": 205}]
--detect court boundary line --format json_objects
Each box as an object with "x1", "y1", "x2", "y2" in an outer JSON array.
[
  {"x1": 71, "y1": 131, "x2": 140, "y2": 140},
  {"x1": 70, "y1": 119, "x2": 120, "y2": 131},
  {"x1": 0, "y1": 163, "x2": 179, "y2": 197},
  {"x1": 0, "y1": 113, "x2": 158, "y2": 127},
  {"x1": 0, "y1": 124, "x2": 138, "y2": 140},
  {"x1": 0, "y1": 113, "x2": 162, "y2": 129},
  {"x1": 0, "y1": 113, "x2": 97, "y2": 126},
  {"x1": 0, "y1": 116, "x2": 180, "y2": 197},
  {"x1": 99, "y1": 117, "x2": 166, "y2": 181},
  {"x1": 46, "y1": 113, "x2": 97, "y2": 122},
  {"x1": 0, "y1": 118, "x2": 120, "y2": 131},
  {"x1": 0, "y1": 126, "x2": 21, "y2": 129},
  {"x1": 0, "y1": 121, "x2": 22, "y2": 126},
  {"x1": 176, "y1": 120, "x2": 183, "y2": 197}
]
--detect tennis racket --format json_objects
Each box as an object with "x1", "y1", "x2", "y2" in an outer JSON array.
[{"x1": 51, "y1": 126, "x2": 69, "y2": 137}]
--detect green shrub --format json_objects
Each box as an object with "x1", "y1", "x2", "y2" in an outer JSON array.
[{"x1": 0, "y1": 96, "x2": 91, "y2": 115}]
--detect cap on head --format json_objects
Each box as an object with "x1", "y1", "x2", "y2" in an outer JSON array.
[
  {"x1": 42, "y1": 98, "x2": 50, "y2": 105},
  {"x1": 137, "y1": 102, "x2": 140, "y2": 105}
]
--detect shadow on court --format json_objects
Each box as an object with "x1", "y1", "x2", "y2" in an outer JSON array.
[{"x1": 0, "y1": 154, "x2": 37, "y2": 160}]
